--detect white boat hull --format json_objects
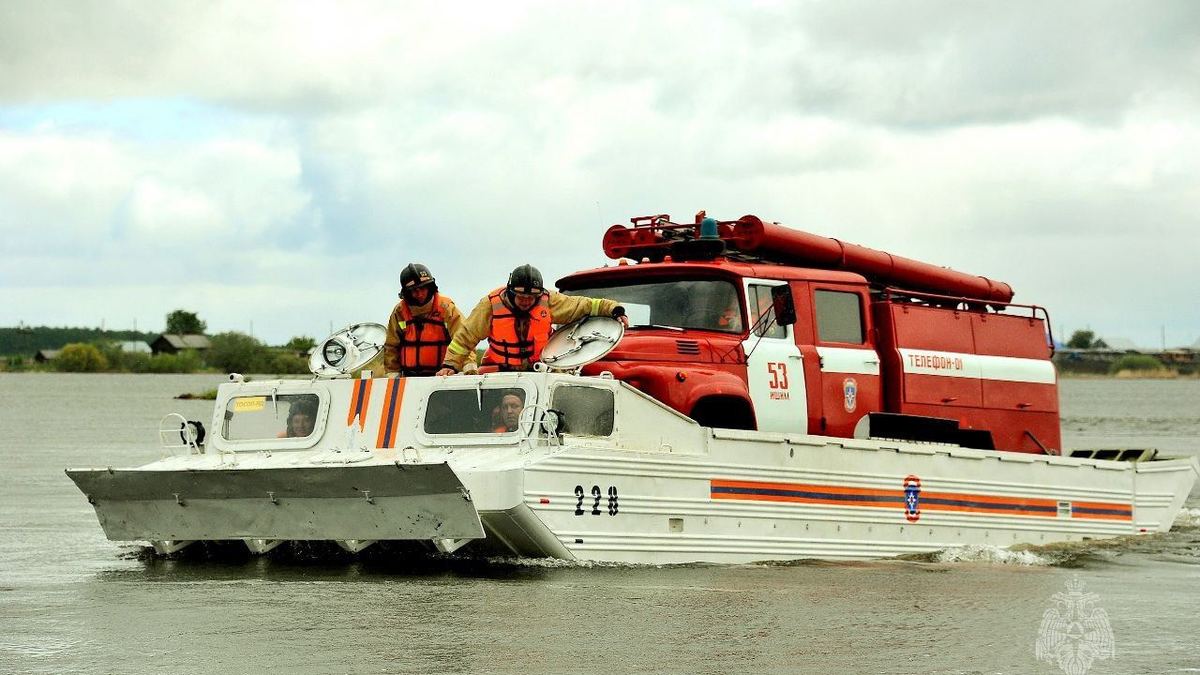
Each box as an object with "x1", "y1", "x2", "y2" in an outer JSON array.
[
  {"x1": 514, "y1": 431, "x2": 1197, "y2": 563},
  {"x1": 66, "y1": 373, "x2": 1198, "y2": 564}
]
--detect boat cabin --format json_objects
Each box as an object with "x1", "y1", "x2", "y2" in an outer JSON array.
[{"x1": 204, "y1": 372, "x2": 706, "y2": 460}]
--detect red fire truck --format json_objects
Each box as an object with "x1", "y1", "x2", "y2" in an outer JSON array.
[{"x1": 559, "y1": 213, "x2": 1059, "y2": 454}]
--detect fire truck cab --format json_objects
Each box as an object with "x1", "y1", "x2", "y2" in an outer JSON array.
[{"x1": 558, "y1": 213, "x2": 1060, "y2": 454}]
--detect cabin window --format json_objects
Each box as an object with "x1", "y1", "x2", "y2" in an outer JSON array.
[
  {"x1": 747, "y1": 284, "x2": 787, "y2": 339},
  {"x1": 563, "y1": 278, "x2": 742, "y2": 333},
  {"x1": 815, "y1": 290, "x2": 865, "y2": 344},
  {"x1": 222, "y1": 393, "x2": 321, "y2": 441},
  {"x1": 552, "y1": 385, "x2": 615, "y2": 436},
  {"x1": 423, "y1": 387, "x2": 532, "y2": 434}
]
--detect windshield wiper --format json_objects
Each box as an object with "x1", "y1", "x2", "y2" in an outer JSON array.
[{"x1": 628, "y1": 324, "x2": 686, "y2": 332}]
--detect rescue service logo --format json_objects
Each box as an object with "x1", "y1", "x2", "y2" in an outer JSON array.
[
  {"x1": 903, "y1": 475, "x2": 921, "y2": 522},
  {"x1": 842, "y1": 377, "x2": 857, "y2": 413},
  {"x1": 1035, "y1": 577, "x2": 1115, "y2": 675}
]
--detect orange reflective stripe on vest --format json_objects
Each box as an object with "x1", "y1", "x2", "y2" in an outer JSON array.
[
  {"x1": 397, "y1": 294, "x2": 452, "y2": 374},
  {"x1": 484, "y1": 287, "x2": 552, "y2": 369}
]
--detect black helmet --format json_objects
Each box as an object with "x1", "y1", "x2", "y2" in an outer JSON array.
[
  {"x1": 506, "y1": 264, "x2": 544, "y2": 297},
  {"x1": 399, "y1": 263, "x2": 437, "y2": 302}
]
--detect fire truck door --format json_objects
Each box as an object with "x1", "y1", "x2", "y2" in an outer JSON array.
[
  {"x1": 811, "y1": 286, "x2": 882, "y2": 437},
  {"x1": 742, "y1": 280, "x2": 807, "y2": 433}
]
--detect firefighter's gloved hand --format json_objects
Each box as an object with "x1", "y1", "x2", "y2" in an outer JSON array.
[
  {"x1": 462, "y1": 362, "x2": 479, "y2": 375},
  {"x1": 611, "y1": 305, "x2": 630, "y2": 327}
]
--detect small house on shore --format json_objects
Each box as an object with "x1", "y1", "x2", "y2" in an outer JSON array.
[
  {"x1": 34, "y1": 349, "x2": 61, "y2": 363},
  {"x1": 151, "y1": 334, "x2": 210, "y2": 356},
  {"x1": 119, "y1": 341, "x2": 152, "y2": 354}
]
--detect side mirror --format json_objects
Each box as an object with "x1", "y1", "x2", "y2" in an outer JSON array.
[{"x1": 771, "y1": 285, "x2": 797, "y2": 326}]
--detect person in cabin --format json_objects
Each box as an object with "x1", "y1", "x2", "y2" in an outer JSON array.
[
  {"x1": 384, "y1": 263, "x2": 474, "y2": 377},
  {"x1": 716, "y1": 305, "x2": 743, "y2": 332},
  {"x1": 492, "y1": 389, "x2": 526, "y2": 433},
  {"x1": 284, "y1": 400, "x2": 318, "y2": 438},
  {"x1": 435, "y1": 264, "x2": 628, "y2": 375}
]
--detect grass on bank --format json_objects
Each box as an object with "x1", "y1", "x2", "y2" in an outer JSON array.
[
  {"x1": 1055, "y1": 353, "x2": 1195, "y2": 378},
  {"x1": 175, "y1": 388, "x2": 220, "y2": 400}
]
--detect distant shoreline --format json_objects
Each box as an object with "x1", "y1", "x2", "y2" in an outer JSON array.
[{"x1": 1059, "y1": 370, "x2": 1197, "y2": 380}]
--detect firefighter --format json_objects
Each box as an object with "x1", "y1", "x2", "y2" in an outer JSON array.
[
  {"x1": 384, "y1": 263, "x2": 473, "y2": 376},
  {"x1": 435, "y1": 263, "x2": 628, "y2": 375}
]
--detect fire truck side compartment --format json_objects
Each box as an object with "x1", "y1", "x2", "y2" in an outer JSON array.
[{"x1": 873, "y1": 299, "x2": 1060, "y2": 453}]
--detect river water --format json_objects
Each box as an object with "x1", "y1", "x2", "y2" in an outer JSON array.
[{"x1": 1, "y1": 374, "x2": 1198, "y2": 674}]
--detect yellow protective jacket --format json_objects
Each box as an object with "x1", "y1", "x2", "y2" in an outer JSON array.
[
  {"x1": 385, "y1": 294, "x2": 473, "y2": 374},
  {"x1": 442, "y1": 290, "x2": 619, "y2": 372}
]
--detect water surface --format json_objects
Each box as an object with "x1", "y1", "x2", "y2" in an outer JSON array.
[{"x1": 1, "y1": 374, "x2": 1198, "y2": 674}]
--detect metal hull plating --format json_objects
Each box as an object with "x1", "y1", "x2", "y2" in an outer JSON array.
[
  {"x1": 519, "y1": 432, "x2": 1195, "y2": 564},
  {"x1": 67, "y1": 464, "x2": 483, "y2": 542},
  {"x1": 67, "y1": 373, "x2": 1197, "y2": 565}
]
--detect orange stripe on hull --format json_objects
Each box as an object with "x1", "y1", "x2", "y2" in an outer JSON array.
[
  {"x1": 1072, "y1": 511, "x2": 1133, "y2": 521},
  {"x1": 711, "y1": 492, "x2": 895, "y2": 509},
  {"x1": 712, "y1": 479, "x2": 896, "y2": 500},
  {"x1": 346, "y1": 379, "x2": 374, "y2": 428},
  {"x1": 919, "y1": 503, "x2": 1055, "y2": 518},
  {"x1": 710, "y1": 478, "x2": 1131, "y2": 522},
  {"x1": 375, "y1": 378, "x2": 406, "y2": 449}
]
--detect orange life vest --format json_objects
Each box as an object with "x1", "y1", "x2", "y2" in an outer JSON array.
[
  {"x1": 397, "y1": 295, "x2": 452, "y2": 375},
  {"x1": 484, "y1": 287, "x2": 552, "y2": 370}
]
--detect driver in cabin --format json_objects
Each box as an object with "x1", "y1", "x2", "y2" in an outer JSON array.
[
  {"x1": 384, "y1": 263, "x2": 474, "y2": 377},
  {"x1": 284, "y1": 400, "x2": 317, "y2": 438},
  {"x1": 716, "y1": 304, "x2": 743, "y2": 332},
  {"x1": 435, "y1": 264, "x2": 629, "y2": 375},
  {"x1": 492, "y1": 389, "x2": 526, "y2": 433},
  {"x1": 720, "y1": 291, "x2": 774, "y2": 334}
]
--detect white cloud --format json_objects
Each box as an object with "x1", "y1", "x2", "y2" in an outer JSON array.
[
  {"x1": 1, "y1": 2, "x2": 1198, "y2": 347},
  {"x1": 0, "y1": 132, "x2": 131, "y2": 248}
]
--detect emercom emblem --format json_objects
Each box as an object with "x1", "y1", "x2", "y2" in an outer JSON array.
[{"x1": 1035, "y1": 576, "x2": 1115, "y2": 675}]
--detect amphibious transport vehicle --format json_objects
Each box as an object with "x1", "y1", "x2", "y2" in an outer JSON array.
[{"x1": 66, "y1": 213, "x2": 1199, "y2": 563}]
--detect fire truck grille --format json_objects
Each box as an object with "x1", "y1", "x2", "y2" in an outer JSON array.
[{"x1": 675, "y1": 340, "x2": 701, "y2": 355}]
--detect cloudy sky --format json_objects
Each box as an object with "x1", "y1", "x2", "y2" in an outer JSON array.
[{"x1": 1, "y1": 1, "x2": 1197, "y2": 348}]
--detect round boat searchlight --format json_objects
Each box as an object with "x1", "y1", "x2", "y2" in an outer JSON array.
[
  {"x1": 536, "y1": 315, "x2": 625, "y2": 373},
  {"x1": 309, "y1": 322, "x2": 388, "y2": 377}
]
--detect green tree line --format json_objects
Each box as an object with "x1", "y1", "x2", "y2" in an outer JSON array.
[
  {"x1": 3, "y1": 310, "x2": 318, "y2": 375},
  {"x1": 1057, "y1": 330, "x2": 1192, "y2": 375},
  {"x1": 0, "y1": 326, "x2": 158, "y2": 355},
  {"x1": 10, "y1": 332, "x2": 315, "y2": 375}
]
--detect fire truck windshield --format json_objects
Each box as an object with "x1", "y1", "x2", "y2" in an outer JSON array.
[{"x1": 564, "y1": 279, "x2": 743, "y2": 333}]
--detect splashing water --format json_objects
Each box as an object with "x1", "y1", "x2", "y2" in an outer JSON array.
[{"x1": 932, "y1": 544, "x2": 1053, "y2": 566}]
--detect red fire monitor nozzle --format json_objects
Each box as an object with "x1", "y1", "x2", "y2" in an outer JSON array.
[{"x1": 602, "y1": 214, "x2": 1014, "y2": 304}]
